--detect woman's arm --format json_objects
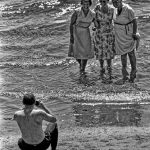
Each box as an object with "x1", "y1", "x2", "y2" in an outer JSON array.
[
  {"x1": 127, "y1": 6, "x2": 138, "y2": 40},
  {"x1": 70, "y1": 11, "x2": 77, "y2": 44},
  {"x1": 93, "y1": 17, "x2": 98, "y2": 28},
  {"x1": 132, "y1": 18, "x2": 138, "y2": 40}
]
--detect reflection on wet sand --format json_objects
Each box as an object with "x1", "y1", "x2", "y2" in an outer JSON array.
[{"x1": 73, "y1": 103, "x2": 143, "y2": 127}]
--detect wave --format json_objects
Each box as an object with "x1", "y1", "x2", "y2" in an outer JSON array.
[
  {"x1": 1, "y1": 0, "x2": 78, "y2": 18},
  {"x1": 0, "y1": 21, "x2": 68, "y2": 38},
  {"x1": 1, "y1": 89, "x2": 150, "y2": 105},
  {"x1": 79, "y1": 102, "x2": 150, "y2": 105},
  {"x1": 1, "y1": 0, "x2": 150, "y2": 18},
  {"x1": 0, "y1": 58, "x2": 76, "y2": 69}
]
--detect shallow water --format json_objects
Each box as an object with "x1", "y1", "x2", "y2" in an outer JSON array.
[{"x1": 0, "y1": 0, "x2": 150, "y2": 139}]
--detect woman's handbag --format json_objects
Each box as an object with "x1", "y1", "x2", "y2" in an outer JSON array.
[{"x1": 68, "y1": 43, "x2": 74, "y2": 57}]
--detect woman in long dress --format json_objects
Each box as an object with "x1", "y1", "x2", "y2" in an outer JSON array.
[
  {"x1": 69, "y1": 0, "x2": 95, "y2": 73},
  {"x1": 93, "y1": 0, "x2": 115, "y2": 83},
  {"x1": 112, "y1": 0, "x2": 139, "y2": 83}
]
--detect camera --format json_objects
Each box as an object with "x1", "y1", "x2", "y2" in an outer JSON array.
[{"x1": 35, "y1": 101, "x2": 40, "y2": 106}]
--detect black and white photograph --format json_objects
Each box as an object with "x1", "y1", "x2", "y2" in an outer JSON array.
[{"x1": 0, "y1": 0, "x2": 150, "y2": 149}]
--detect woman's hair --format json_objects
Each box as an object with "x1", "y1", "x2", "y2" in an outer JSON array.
[
  {"x1": 81, "y1": 0, "x2": 92, "y2": 6},
  {"x1": 23, "y1": 93, "x2": 36, "y2": 105},
  {"x1": 103, "y1": 0, "x2": 109, "y2": 1}
]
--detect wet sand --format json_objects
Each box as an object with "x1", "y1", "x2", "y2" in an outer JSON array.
[
  {"x1": 1, "y1": 95, "x2": 150, "y2": 150},
  {"x1": 1, "y1": 126, "x2": 150, "y2": 150}
]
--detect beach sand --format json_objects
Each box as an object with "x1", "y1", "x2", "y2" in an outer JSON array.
[
  {"x1": 1, "y1": 73, "x2": 150, "y2": 150},
  {"x1": 1, "y1": 82, "x2": 150, "y2": 150},
  {"x1": 1, "y1": 125, "x2": 150, "y2": 150},
  {"x1": 1, "y1": 99, "x2": 150, "y2": 150}
]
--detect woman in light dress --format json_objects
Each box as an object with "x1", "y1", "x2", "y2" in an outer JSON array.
[
  {"x1": 112, "y1": 0, "x2": 140, "y2": 83},
  {"x1": 93, "y1": 0, "x2": 115, "y2": 84},
  {"x1": 69, "y1": 0, "x2": 95, "y2": 73}
]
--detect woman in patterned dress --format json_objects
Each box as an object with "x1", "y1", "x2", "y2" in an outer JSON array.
[
  {"x1": 93, "y1": 0, "x2": 115, "y2": 83},
  {"x1": 69, "y1": 0, "x2": 95, "y2": 73}
]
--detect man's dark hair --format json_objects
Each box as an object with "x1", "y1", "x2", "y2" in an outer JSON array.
[{"x1": 23, "y1": 93, "x2": 35, "y2": 105}]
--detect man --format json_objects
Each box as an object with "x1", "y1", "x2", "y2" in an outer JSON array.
[{"x1": 13, "y1": 93, "x2": 58, "y2": 150}]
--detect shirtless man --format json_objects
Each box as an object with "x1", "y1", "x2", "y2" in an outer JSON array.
[{"x1": 13, "y1": 93, "x2": 58, "y2": 150}]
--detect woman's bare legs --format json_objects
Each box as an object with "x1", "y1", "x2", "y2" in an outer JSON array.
[
  {"x1": 99, "y1": 59, "x2": 105, "y2": 79},
  {"x1": 100, "y1": 59, "x2": 113, "y2": 84},
  {"x1": 107, "y1": 59, "x2": 113, "y2": 83},
  {"x1": 80, "y1": 59, "x2": 88, "y2": 73}
]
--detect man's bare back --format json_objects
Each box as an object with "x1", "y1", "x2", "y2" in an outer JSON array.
[
  {"x1": 13, "y1": 93, "x2": 58, "y2": 150},
  {"x1": 15, "y1": 109, "x2": 47, "y2": 144}
]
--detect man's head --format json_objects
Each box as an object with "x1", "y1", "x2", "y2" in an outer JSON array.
[{"x1": 23, "y1": 93, "x2": 36, "y2": 106}]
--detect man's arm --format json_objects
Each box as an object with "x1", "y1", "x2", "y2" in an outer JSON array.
[
  {"x1": 37, "y1": 101, "x2": 51, "y2": 114},
  {"x1": 42, "y1": 111, "x2": 57, "y2": 123},
  {"x1": 36, "y1": 101, "x2": 57, "y2": 123}
]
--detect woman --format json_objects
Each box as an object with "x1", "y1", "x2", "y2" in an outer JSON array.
[
  {"x1": 69, "y1": 0, "x2": 95, "y2": 73},
  {"x1": 93, "y1": 0, "x2": 115, "y2": 84},
  {"x1": 112, "y1": 0, "x2": 139, "y2": 83}
]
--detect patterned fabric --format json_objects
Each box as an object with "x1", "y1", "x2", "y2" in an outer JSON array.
[
  {"x1": 113, "y1": 3, "x2": 136, "y2": 55},
  {"x1": 93, "y1": 4, "x2": 115, "y2": 60},
  {"x1": 73, "y1": 8, "x2": 95, "y2": 59}
]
